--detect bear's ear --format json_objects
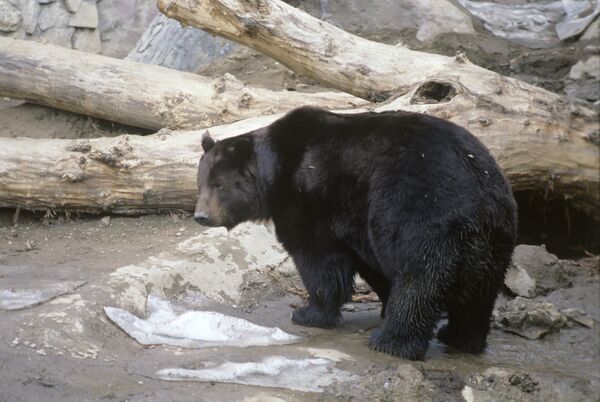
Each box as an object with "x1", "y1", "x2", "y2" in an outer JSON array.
[
  {"x1": 225, "y1": 137, "x2": 253, "y2": 163},
  {"x1": 201, "y1": 131, "x2": 215, "y2": 153}
]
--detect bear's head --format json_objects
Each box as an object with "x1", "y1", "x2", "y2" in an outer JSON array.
[{"x1": 194, "y1": 131, "x2": 262, "y2": 229}]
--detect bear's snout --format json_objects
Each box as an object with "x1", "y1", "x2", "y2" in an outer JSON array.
[{"x1": 194, "y1": 212, "x2": 210, "y2": 226}]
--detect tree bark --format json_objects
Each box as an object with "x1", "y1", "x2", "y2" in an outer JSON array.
[
  {"x1": 0, "y1": 105, "x2": 598, "y2": 216},
  {"x1": 0, "y1": 115, "x2": 279, "y2": 214},
  {"x1": 157, "y1": 0, "x2": 599, "y2": 213},
  {"x1": 126, "y1": 14, "x2": 237, "y2": 72},
  {"x1": 0, "y1": 37, "x2": 366, "y2": 130}
]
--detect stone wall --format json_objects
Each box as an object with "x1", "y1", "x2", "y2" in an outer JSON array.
[{"x1": 0, "y1": 0, "x2": 157, "y2": 57}]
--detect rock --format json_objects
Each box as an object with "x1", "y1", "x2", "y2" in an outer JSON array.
[
  {"x1": 38, "y1": 0, "x2": 70, "y2": 31},
  {"x1": 509, "y1": 245, "x2": 571, "y2": 297},
  {"x1": 37, "y1": 0, "x2": 55, "y2": 3},
  {"x1": 72, "y1": 28, "x2": 101, "y2": 53},
  {"x1": 64, "y1": 0, "x2": 82, "y2": 13},
  {"x1": 493, "y1": 297, "x2": 568, "y2": 339},
  {"x1": 504, "y1": 263, "x2": 536, "y2": 298},
  {"x1": 581, "y1": 17, "x2": 600, "y2": 41},
  {"x1": 69, "y1": 1, "x2": 98, "y2": 28},
  {"x1": 508, "y1": 372, "x2": 539, "y2": 393},
  {"x1": 99, "y1": 216, "x2": 111, "y2": 227},
  {"x1": 126, "y1": 14, "x2": 237, "y2": 72},
  {"x1": 37, "y1": 27, "x2": 74, "y2": 47},
  {"x1": 413, "y1": 0, "x2": 475, "y2": 43},
  {"x1": 565, "y1": 56, "x2": 600, "y2": 102},
  {"x1": 314, "y1": 0, "x2": 474, "y2": 44},
  {"x1": 555, "y1": 0, "x2": 600, "y2": 41},
  {"x1": 21, "y1": 0, "x2": 40, "y2": 34},
  {"x1": 562, "y1": 308, "x2": 594, "y2": 328},
  {"x1": 0, "y1": 0, "x2": 21, "y2": 32},
  {"x1": 568, "y1": 56, "x2": 600, "y2": 81},
  {"x1": 456, "y1": 0, "x2": 563, "y2": 49},
  {"x1": 464, "y1": 368, "x2": 541, "y2": 401}
]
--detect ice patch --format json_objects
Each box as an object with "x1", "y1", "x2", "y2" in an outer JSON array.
[
  {"x1": 156, "y1": 356, "x2": 355, "y2": 393},
  {"x1": 104, "y1": 295, "x2": 301, "y2": 348},
  {"x1": 0, "y1": 281, "x2": 85, "y2": 310}
]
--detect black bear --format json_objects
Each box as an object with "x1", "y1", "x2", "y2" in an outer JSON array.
[{"x1": 195, "y1": 106, "x2": 517, "y2": 360}]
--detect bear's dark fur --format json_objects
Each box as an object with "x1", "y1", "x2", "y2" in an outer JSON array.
[{"x1": 195, "y1": 107, "x2": 517, "y2": 360}]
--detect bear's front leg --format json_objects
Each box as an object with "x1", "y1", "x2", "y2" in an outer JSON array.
[{"x1": 288, "y1": 247, "x2": 356, "y2": 329}]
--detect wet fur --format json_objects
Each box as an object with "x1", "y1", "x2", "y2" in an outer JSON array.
[{"x1": 196, "y1": 107, "x2": 518, "y2": 360}]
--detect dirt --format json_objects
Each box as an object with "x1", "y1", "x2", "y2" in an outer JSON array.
[
  {"x1": 0, "y1": 100, "x2": 150, "y2": 140},
  {"x1": 0, "y1": 212, "x2": 598, "y2": 401}
]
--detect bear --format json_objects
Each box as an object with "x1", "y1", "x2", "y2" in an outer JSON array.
[{"x1": 194, "y1": 106, "x2": 517, "y2": 360}]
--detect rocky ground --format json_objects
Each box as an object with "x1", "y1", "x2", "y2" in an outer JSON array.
[{"x1": 0, "y1": 212, "x2": 598, "y2": 401}]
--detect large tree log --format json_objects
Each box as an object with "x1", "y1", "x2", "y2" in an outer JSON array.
[
  {"x1": 0, "y1": 37, "x2": 365, "y2": 130},
  {"x1": 0, "y1": 104, "x2": 597, "y2": 216},
  {"x1": 126, "y1": 14, "x2": 237, "y2": 72},
  {"x1": 156, "y1": 0, "x2": 599, "y2": 212}
]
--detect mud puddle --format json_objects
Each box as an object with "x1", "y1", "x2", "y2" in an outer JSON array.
[{"x1": 0, "y1": 213, "x2": 598, "y2": 401}]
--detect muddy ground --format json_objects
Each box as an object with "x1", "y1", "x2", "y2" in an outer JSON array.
[{"x1": 0, "y1": 212, "x2": 598, "y2": 401}]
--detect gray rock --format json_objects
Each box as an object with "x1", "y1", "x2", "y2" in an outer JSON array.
[
  {"x1": 565, "y1": 56, "x2": 600, "y2": 102},
  {"x1": 457, "y1": 0, "x2": 564, "y2": 49},
  {"x1": 555, "y1": 0, "x2": 600, "y2": 41},
  {"x1": 64, "y1": 0, "x2": 82, "y2": 13},
  {"x1": 38, "y1": 0, "x2": 70, "y2": 31},
  {"x1": 311, "y1": 0, "x2": 474, "y2": 44},
  {"x1": 562, "y1": 308, "x2": 595, "y2": 328},
  {"x1": 36, "y1": 0, "x2": 55, "y2": 3},
  {"x1": 21, "y1": 0, "x2": 40, "y2": 34},
  {"x1": 69, "y1": 0, "x2": 98, "y2": 28},
  {"x1": 504, "y1": 263, "x2": 536, "y2": 298},
  {"x1": 37, "y1": 26, "x2": 75, "y2": 47},
  {"x1": 509, "y1": 245, "x2": 571, "y2": 297},
  {"x1": 494, "y1": 297, "x2": 568, "y2": 339},
  {"x1": 126, "y1": 14, "x2": 237, "y2": 72},
  {"x1": 0, "y1": 0, "x2": 21, "y2": 32},
  {"x1": 568, "y1": 56, "x2": 600, "y2": 81},
  {"x1": 581, "y1": 17, "x2": 600, "y2": 41},
  {"x1": 72, "y1": 28, "x2": 101, "y2": 53}
]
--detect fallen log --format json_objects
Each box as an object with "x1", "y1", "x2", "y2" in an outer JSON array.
[
  {"x1": 0, "y1": 104, "x2": 597, "y2": 216},
  {"x1": 0, "y1": 116, "x2": 279, "y2": 214},
  {"x1": 0, "y1": 37, "x2": 366, "y2": 130},
  {"x1": 154, "y1": 0, "x2": 599, "y2": 213}
]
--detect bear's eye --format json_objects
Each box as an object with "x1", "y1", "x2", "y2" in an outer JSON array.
[{"x1": 214, "y1": 183, "x2": 224, "y2": 190}]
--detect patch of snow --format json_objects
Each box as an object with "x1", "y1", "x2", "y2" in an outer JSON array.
[
  {"x1": 0, "y1": 281, "x2": 85, "y2": 310},
  {"x1": 104, "y1": 295, "x2": 301, "y2": 348},
  {"x1": 302, "y1": 347, "x2": 353, "y2": 362},
  {"x1": 156, "y1": 356, "x2": 355, "y2": 393}
]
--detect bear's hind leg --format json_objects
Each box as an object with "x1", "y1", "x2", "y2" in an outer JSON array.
[
  {"x1": 437, "y1": 238, "x2": 510, "y2": 354},
  {"x1": 290, "y1": 247, "x2": 356, "y2": 329},
  {"x1": 437, "y1": 294, "x2": 496, "y2": 354},
  {"x1": 369, "y1": 274, "x2": 442, "y2": 360}
]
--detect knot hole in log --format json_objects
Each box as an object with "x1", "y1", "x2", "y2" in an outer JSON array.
[{"x1": 410, "y1": 81, "x2": 457, "y2": 105}]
